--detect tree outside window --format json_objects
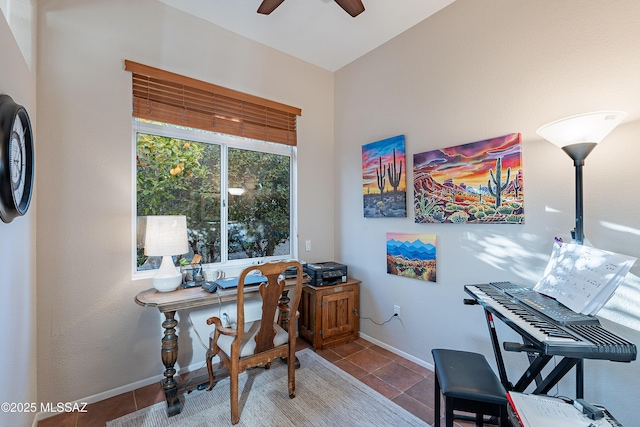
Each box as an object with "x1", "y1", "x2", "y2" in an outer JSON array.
[
  {"x1": 227, "y1": 147, "x2": 291, "y2": 260},
  {"x1": 135, "y1": 122, "x2": 293, "y2": 271}
]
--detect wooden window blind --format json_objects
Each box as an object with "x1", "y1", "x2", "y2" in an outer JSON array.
[{"x1": 125, "y1": 60, "x2": 301, "y2": 146}]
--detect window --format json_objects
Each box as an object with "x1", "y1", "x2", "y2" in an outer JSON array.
[
  {"x1": 135, "y1": 120, "x2": 296, "y2": 272},
  {"x1": 126, "y1": 60, "x2": 301, "y2": 275}
]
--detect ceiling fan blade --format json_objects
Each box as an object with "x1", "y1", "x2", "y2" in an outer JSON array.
[
  {"x1": 257, "y1": 0, "x2": 286, "y2": 15},
  {"x1": 334, "y1": 0, "x2": 365, "y2": 17}
]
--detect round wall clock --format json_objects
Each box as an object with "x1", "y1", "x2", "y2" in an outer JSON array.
[{"x1": 0, "y1": 94, "x2": 34, "y2": 223}]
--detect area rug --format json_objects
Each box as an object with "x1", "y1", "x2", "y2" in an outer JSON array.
[{"x1": 108, "y1": 348, "x2": 430, "y2": 427}]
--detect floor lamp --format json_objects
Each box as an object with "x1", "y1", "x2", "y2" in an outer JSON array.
[
  {"x1": 536, "y1": 110, "x2": 626, "y2": 398},
  {"x1": 536, "y1": 110, "x2": 627, "y2": 245}
]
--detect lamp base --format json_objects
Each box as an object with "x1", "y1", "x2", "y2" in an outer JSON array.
[{"x1": 152, "y1": 255, "x2": 182, "y2": 292}]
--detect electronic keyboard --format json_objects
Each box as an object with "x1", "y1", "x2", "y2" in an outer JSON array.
[{"x1": 465, "y1": 282, "x2": 637, "y2": 362}]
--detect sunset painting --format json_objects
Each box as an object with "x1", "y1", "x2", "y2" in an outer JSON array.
[
  {"x1": 413, "y1": 133, "x2": 524, "y2": 224},
  {"x1": 362, "y1": 135, "x2": 407, "y2": 218},
  {"x1": 387, "y1": 232, "x2": 436, "y2": 282}
]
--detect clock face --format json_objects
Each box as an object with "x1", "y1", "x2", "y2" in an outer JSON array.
[
  {"x1": 10, "y1": 116, "x2": 26, "y2": 207},
  {"x1": 0, "y1": 94, "x2": 33, "y2": 223}
]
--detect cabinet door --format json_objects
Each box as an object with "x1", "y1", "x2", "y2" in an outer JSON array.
[
  {"x1": 320, "y1": 288, "x2": 355, "y2": 340},
  {"x1": 298, "y1": 287, "x2": 315, "y2": 344}
]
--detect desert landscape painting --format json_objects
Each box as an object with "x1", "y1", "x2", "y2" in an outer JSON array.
[
  {"x1": 413, "y1": 133, "x2": 523, "y2": 224},
  {"x1": 387, "y1": 232, "x2": 437, "y2": 282},
  {"x1": 362, "y1": 135, "x2": 406, "y2": 218}
]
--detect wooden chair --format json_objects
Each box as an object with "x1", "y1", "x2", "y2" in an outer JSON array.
[{"x1": 205, "y1": 260, "x2": 303, "y2": 425}]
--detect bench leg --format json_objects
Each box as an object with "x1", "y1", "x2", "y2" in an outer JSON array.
[
  {"x1": 434, "y1": 372, "x2": 441, "y2": 427},
  {"x1": 445, "y1": 396, "x2": 454, "y2": 427},
  {"x1": 500, "y1": 404, "x2": 509, "y2": 427}
]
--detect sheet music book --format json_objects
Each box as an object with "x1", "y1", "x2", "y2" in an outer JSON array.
[
  {"x1": 507, "y1": 392, "x2": 613, "y2": 427},
  {"x1": 534, "y1": 241, "x2": 636, "y2": 315}
]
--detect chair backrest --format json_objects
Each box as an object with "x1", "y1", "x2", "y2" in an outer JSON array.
[{"x1": 235, "y1": 260, "x2": 303, "y2": 355}]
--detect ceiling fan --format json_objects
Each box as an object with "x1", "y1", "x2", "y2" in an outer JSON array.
[{"x1": 257, "y1": 0, "x2": 365, "y2": 18}]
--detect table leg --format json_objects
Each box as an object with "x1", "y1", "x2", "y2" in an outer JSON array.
[
  {"x1": 161, "y1": 310, "x2": 181, "y2": 416},
  {"x1": 278, "y1": 289, "x2": 300, "y2": 369},
  {"x1": 278, "y1": 289, "x2": 291, "y2": 331}
]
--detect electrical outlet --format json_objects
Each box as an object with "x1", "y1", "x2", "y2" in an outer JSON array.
[
  {"x1": 393, "y1": 305, "x2": 400, "y2": 317},
  {"x1": 305, "y1": 240, "x2": 311, "y2": 251}
]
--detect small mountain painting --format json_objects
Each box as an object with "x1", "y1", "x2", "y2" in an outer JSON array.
[{"x1": 386, "y1": 232, "x2": 436, "y2": 282}]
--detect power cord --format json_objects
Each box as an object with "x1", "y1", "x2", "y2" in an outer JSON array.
[
  {"x1": 222, "y1": 313, "x2": 232, "y2": 327},
  {"x1": 187, "y1": 313, "x2": 209, "y2": 351},
  {"x1": 353, "y1": 308, "x2": 398, "y2": 326},
  {"x1": 183, "y1": 314, "x2": 210, "y2": 391}
]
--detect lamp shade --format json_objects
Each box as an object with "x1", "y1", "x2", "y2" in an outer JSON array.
[
  {"x1": 536, "y1": 110, "x2": 626, "y2": 245},
  {"x1": 144, "y1": 215, "x2": 189, "y2": 292},
  {"x1": 144, "y1": 215, "x2": 189, "y2": 257},
  {"x1": 536, "y1": 110, "x2": 627, "y2": 148}
]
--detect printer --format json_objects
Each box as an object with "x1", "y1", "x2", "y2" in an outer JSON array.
[{"x1": 303, "y1": 261, "x2": 348, "y2": 287}]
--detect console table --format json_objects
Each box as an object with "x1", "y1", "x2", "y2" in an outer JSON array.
[{"x1": 135, "y1": 282, "x2": 298, "y2": 417}]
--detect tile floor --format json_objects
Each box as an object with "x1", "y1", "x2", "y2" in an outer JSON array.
[{"x1": 37, "y1": 338, "x2": 476, "y2": 427}]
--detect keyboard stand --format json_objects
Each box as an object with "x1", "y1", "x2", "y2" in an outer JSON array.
[
  {"x1": 467, "y1": 288, "x2": 586, "y2": 398},
  {"x1": 465, "y1": 281, "x2": 636, "y2": 401}
]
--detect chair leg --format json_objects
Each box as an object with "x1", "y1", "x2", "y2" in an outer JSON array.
[
  {"x1": 205, "y1": 340, "x2": 216, "y2": 391},
  {"x1": 288, "y1": 344, "x2": 296, "y2": 398},
  {"x1": 230, "y1": 365, "x2": 239, "y2": 425}
]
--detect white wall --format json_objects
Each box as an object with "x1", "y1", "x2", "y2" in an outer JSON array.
[
  {"x1": 335, "y1": 0, "x2": 640, "y2": 424},
  {"x1": 0, "y1": 3, "x2": 37, "y2": 427},
  {"x1": 36, "y1": 0, "x2": 334, "y2": 405}
]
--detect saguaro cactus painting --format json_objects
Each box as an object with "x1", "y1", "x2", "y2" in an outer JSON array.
[
  {"x1": 413, "y1": 133, "x2": 524, "y2": 224},
  {"x1": 362, "y1": 135, "x2": 407, "y2": 218}
]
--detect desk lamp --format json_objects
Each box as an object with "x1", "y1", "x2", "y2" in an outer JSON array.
[
  {"x1": 144, "y1": 215, "x2": 189, "y2": 292},
  {"x1": 536, "y1": 111, "x2": 626, "y2": 244}
]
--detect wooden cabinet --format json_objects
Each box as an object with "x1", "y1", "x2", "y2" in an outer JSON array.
[{"x1": 299, "y1": 279, "x2": 360, "y2": 350}]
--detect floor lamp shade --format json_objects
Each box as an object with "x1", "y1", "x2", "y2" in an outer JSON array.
[
  {"x1": 536, "y1": 111, "x2": 627, "y2": 152},
  {"x1": 536, "y1": 110, "x2": 626, "y2": 244},
  {"x1": 144, "y1": 215, "x2": 189, "y2": 292}
]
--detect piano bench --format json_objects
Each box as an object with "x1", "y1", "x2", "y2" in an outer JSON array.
[{"x1": 432, "y1": 349, "x2": 508, "y2": 427}]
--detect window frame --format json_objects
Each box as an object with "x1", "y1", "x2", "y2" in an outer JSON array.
[{"x1": 132, "y1": 119, "x2": 298, "y2": 279}]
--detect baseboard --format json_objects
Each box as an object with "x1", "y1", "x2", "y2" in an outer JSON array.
[
  {"x1": 358, "y1": 332, "x2": 435, "y2": 372},
  {"x1": 32, "y1": 358, "x2": 213, "y2": 424}
]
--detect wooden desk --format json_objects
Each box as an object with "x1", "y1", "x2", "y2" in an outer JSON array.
[{"x1": 135, "y1": 282, "x2": 297, "y2": 417}]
